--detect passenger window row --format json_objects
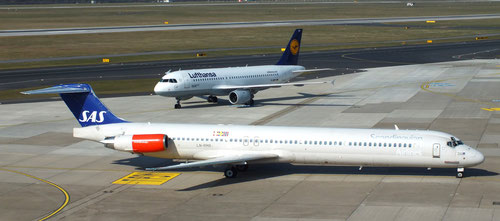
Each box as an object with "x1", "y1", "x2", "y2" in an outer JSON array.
[
  {"x1": 192, "y1": 73, "x2": 278, "y2": 82},
  {"x1": 348, "y1": 141, "x2": 412, "y2": 148},
  {"x1": 171, "y1": 137, "x2": 345, "y2": 146},
  {"x1": 170, "y1": 137, "x2": 413, "y2": 148}
]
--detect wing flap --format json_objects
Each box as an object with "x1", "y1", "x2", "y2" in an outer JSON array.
[
  {"x1": 145, "y1": 152, "x2": 278, "y2": 171},
  {"x1": 214, "y1": 81, "x2": 330, "y2": 90},
  {"x1": 292, "y1": 68, "x2": 333, "y2": 74}
]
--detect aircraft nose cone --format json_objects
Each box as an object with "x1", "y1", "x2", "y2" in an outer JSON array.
[
  {"x1": 476, "y1": 150, "x2": 485, "y2": 165},
  {"x1": 469, "y1": 148, "x2": 485, "y2": 166},
  {"x1": 154, "y1": 82, "x2": 163, "y2": 95}
]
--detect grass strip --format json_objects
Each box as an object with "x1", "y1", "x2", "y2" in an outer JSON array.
[
  {"x1": 2, "y1": 21, "x2": 499, "y2": 64},
  {"x1": 0, "y1": 78, "x2": 158, "y2": 102}
]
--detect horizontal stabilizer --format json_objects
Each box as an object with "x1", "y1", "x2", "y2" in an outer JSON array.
[
  {"x1": 146, "y1": 152, "x2": 278, "y2": 171},
  {"x1": 21, "y1": 84, "x2": 91, "y2": 95}
]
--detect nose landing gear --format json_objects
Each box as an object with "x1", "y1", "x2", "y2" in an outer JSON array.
[
  {"x1": 456, "y1": 167, "x2": 464, "y2": 178},
  {"x1": 174, "y1": 98, "x2": 182, "y2": 109}
]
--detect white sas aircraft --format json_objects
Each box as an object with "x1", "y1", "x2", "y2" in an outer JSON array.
[
  {"x1": 154, "y1": 29, "x2": 331, "y2": 109},
  {"x1": 23, "y1": 83, "x2": 484, "y2": 178}
]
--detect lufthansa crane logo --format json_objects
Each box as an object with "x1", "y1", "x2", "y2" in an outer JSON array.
[{"x1": 290, "y1": 39, "x2": 300, "y2": 55}]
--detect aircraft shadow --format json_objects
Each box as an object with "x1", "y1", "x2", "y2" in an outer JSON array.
[
  {"x1": 179, "y1": 93, "x2": 354, "y2": 109},
  {"x1": 177, "y1": 165, "x2": 497, "y2": 191},
  {"x1": 113, "y1": 156, "x2": 174, "y2": 168},
  {"x1": 113, "y1": 156, "x2": 497, "y2": 191}
]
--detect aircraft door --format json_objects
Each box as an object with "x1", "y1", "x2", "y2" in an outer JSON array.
[
  {"x1": 254, "y1": 136, "x2": 260, "y2": 147},
  {"x1": 183, "y1": 77, "x2": 190, "y2": 89},
  {"x1": 432, "y1": 143, "x2": 440, "y2": 158},
  {"x1": 243, "y1": 136, "x2": 249, "y2": 146}
]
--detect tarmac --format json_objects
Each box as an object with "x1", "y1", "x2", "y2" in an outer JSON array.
[
  {"x1": 2, "y1": 40, "x2": 500, "y2": 92},
  {"x1": 0, "y1": 59, "x2": 499, "y2": 220}
]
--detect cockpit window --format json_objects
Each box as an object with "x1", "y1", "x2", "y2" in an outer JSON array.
[
  {"x1": 447, "y1": 137, "x2": 463, "y2": 147},
  {"x1": 160, "y1": 79, "x2": 178, "y2": 83}
]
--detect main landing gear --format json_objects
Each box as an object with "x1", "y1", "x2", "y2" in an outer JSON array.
[
  {"x1": 245, "y1": 99, "x2": 255, "y2": 106},
  {"x1": 456, "y1": 167, "x2": 465, "y2": 178},
  {"x1": 207, "y1": 96, "x2": 218, "y2": 103},
  {"x1": 244, "y1": 94, "x2": 255, "y2": 106},
  {"x1": 224, "y1": 165, "x2": 249, "y2": 178},
  {"x1": 224, "y1": 167, "x2": 237, "y2": 178}
]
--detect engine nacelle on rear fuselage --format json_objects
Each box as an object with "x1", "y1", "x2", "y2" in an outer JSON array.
[
  {"x1": 103, "y1": 134, "x2": 168, "y2": 153},
  {"x1": 229, "y1": 89, "x2": 252, "y2": 104}
]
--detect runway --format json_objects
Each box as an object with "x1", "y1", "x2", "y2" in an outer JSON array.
[
  {"x1": 0, "y1": 58, "x2": 499, "y2": 220},
  {"x1": 1, "y1": 14, "x2": 499, "y2": 37}
]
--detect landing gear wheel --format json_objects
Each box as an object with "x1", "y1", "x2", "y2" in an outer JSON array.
[
  {"x1": 456, "y1": 167, "x2": 465, "y2": 178},
  {"x1": 174, "y1": 99, "x2": 182, "y2": 109},
  {"x1": 245, "y1": 99, "x2": 254, "y2": 106},
  {"x1": 207, "y1": 96, "x2": 218, "y2": 103},
  {"x1": 224, "y1": 167, "x2": 238, "y2": 178},
  {"x1": 235, "y1": 164, "x2": 248, "y2": 172}
]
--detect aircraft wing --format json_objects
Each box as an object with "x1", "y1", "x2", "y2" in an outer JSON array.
[
  {"x1": 292, "y1": 68, "x2": 333, "y2": 74},
  {"x1": 214, "y1": 80, "x2": 333, "y2": 90},
  {"x1": 145, "y1": 152, "x2": 278, "y2": 171}
]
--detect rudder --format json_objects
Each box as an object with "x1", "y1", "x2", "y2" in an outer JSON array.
[{"x1": 276, "y1": 29, "x2": 302, "y2": 65}]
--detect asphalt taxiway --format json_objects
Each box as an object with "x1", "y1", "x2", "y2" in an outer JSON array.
[
  {"x1": 0, "y1": 58, "x2": 499, "y2": 220},
  {"x1": 1, "y1": 40, "x2": 500, "y2": 94}
]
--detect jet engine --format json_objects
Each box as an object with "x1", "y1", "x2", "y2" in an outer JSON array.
[
  {"x1": 229, "y1": 89, "x2": 252, "y2": 104},
  {"x1": 102, "y1": 134, "x2": 168, "y2": 153}
]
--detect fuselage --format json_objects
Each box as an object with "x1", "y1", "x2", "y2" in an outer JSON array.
[
  {"x1": 154, "y1": 65, "x2": 305, "y2": 99},
  {"x1": 74, "y1": 122, "x2": 484, "y2": 168}
]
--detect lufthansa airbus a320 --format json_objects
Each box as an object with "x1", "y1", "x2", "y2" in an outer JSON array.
[{"x1": 154, "y1": 29, "x2": 331, "y2": 109}]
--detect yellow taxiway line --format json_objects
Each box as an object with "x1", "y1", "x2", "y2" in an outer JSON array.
[{"x1": 0, "y1": 167, "x2": 70, "y2": 221}]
